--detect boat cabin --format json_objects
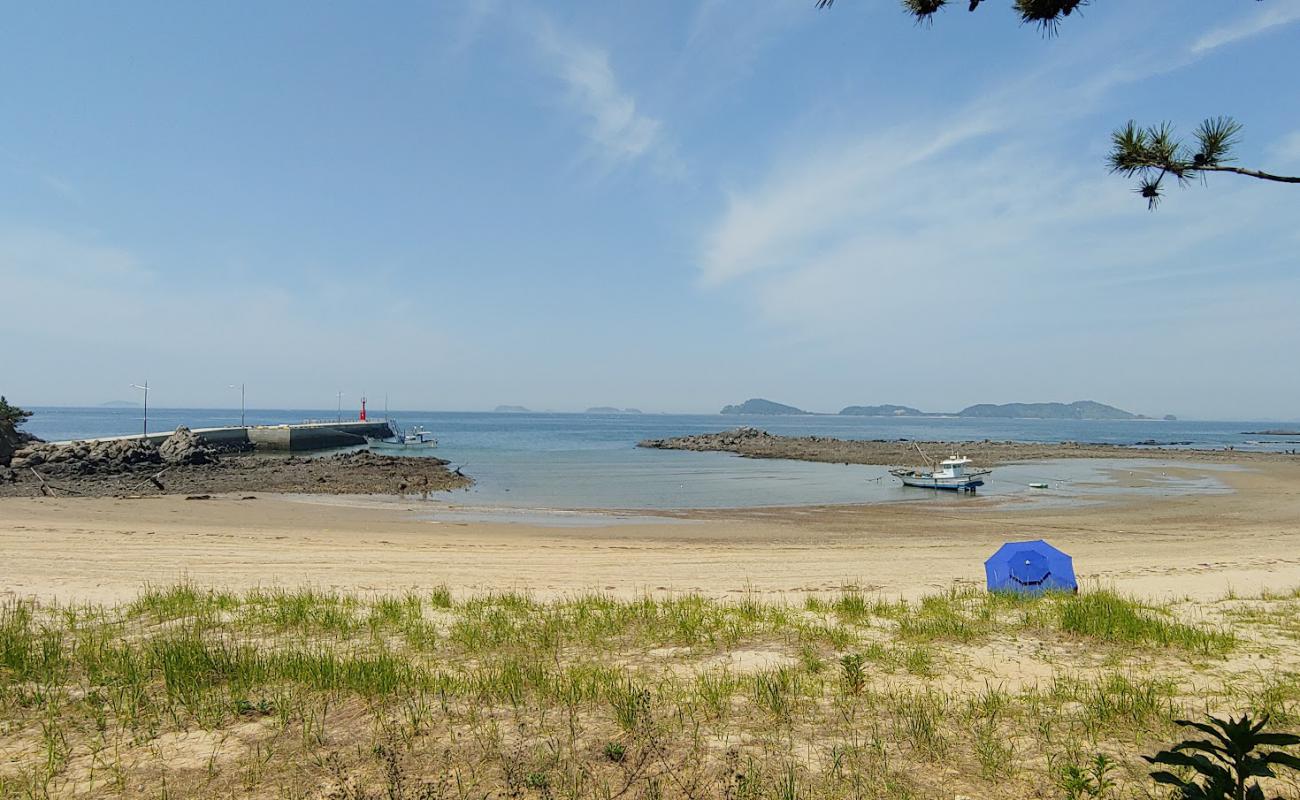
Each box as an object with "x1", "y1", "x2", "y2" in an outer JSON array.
[{"x1": 937, "y1": 456, "x2": 977, "y2": 477}]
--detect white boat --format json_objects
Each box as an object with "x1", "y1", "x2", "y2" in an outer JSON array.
[
  {"x1": 890, "y1": 455, "x2": 991, "y2": 492},
  {"x1": 370, "y1": 424, "x2": 438, "y2": 450}
]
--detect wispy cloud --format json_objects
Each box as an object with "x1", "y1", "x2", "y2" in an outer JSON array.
[
  {"x1": 679, "y1": 0, "x2": 807, "y2": 96},
  {"x1": 700, "y1": 110, "x2": 1003, "y2": 287},
  {"x1": 698, "y1": 0, "x2": 1300, "y2": 292},
  {"x1": 1190, "y1": 0, "x2": 1300, "y2": 54},
  {"x1": 532, "y1": 17, "x2": 665, "y2": 166},
  {"x1": 40, "y1": 174, "x2": 81, "y2": 202},
  {"x1": 1270, "y1": 130, "x2": 1300, "y2": 165},
  {"x1": 0, "y1": 227, "x2": 146, "y2": 282},
  {"x1": 693, "y1": 20, "x2": 1299, "y2": 402},
  {"x1": 440, "y1": 0, "x2": 502, "y2": 60}
]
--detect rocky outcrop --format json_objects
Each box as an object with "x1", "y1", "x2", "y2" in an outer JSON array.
[
  {"x1": 0, "y1": 428, "x2": 15, "y2": 468},
  {"x1": 159, "y1": 426, "x2": 220, "y2": 465},
  {"x1": 12, "y1": 438, "x2": 163, "y2": 475},
  {"x1": 638, "y1": 428, "x2": 1289, "y2": 467},
  {"x1": 11, "y1": 425, "x2": 227, "y2": 475},
  {"x1": 0, "y1": 447, "x2": 473, "y2": 498},
  {"x1": 0, "y1": 422, "x2": 40, "y2": 468},
  {"x1": 641, "y1": 427, "x2": 779, "y2": 452}
]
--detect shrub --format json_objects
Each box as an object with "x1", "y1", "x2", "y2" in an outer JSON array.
[{"x1": 1146, "y1": 713, "x2": 1300, "y2": 800}]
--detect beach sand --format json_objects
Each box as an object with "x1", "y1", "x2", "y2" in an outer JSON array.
[
  {"x1": 3, "y1": 458, "x2": 1299, "y2": 605},
  {"x1": 4, "y1": 458, "x2": 1300, "y2": 799}
]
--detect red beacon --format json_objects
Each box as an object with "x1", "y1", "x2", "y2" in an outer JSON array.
[{"x1": 359, "y1": 397, "x2": 367, "y2": 421}]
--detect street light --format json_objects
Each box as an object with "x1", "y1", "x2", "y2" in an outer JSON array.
[
  {"x1": 130, "y1": 381, "x2": 149, "y2": 436},
  {"x1": 229, "y1": 383, "x2": 245, "y2": 427},
  {"x1": 336, "y1": 391, "x2": 344, "y2": 423}
]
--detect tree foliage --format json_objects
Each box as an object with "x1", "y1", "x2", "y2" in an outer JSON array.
[
  {"x1": 814, "y1": 1, "x2": 1298, "y2": 208},
  {"x1": 817, "y1": 1, "x2": 1262, "y2": 36},
  {"x1": 814, "y1": 0, "x2": 1090, "y2": 34},
  {"x1": 1146, "y1": 713, "x2": 1300, "y2": 800},
  {"x1": 0, "y1": 396, "x2": 32, "y2": 430},
  {"x1": 1110, "y1": 118, "x2": 1300, "y2": 209}
]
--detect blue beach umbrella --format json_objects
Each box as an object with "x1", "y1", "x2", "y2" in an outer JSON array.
[{"x1": 985, "y1": 539, "x2": 1077, "y2": 594}]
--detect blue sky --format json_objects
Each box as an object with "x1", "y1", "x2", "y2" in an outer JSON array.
[{"x1": 2, "y1": 1, "x2": 1298, "y2": 419}]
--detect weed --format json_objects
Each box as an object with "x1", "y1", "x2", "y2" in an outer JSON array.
[
  {"x1": 839, "y1": 654, "x2": 867, "y2": 696},
  {"x1": 1058, "y1": 753, "x2": 1118, "y2": 800},
  {"x1": 601, "y1": 741, "x2": 625, "y2": 763},
  {"x1": 429, "y1": 585, "x2": 453, "y2": 609}
]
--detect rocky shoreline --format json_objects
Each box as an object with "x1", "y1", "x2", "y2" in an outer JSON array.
[
  {"x1": 0, "y1": 426, "x2": 472, "y2": 498},
  {"x1": 638, "y1": 427, "x2": 1297, "y2": 466}
]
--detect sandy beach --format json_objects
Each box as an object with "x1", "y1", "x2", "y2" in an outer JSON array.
[
  {"x1": 4, "y1": 457, "x2": 1298, "y2": 606},
  {"x1": 4, "y1": 456, "x2": 1300, "y2": 798}
]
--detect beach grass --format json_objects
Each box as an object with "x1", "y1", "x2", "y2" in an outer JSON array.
[{"x1": 0, "y1": 584, "x2": 1293, "y2": 799}]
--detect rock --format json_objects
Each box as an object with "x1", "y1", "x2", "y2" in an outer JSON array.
[
  {"x1": 11, "y1": 451, "x2": 43, "y2": 469},
  {"x1": 639, "y1": 427, "x2": 776, "y2": 452},
  {"x1": 159, "y1": 426, "x2": 219, "y2": 465},
  {"x1": 8, "y1": 435, "x2": 165, "y2": 475}
]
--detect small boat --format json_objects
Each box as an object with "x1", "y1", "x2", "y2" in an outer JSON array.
[
  {"x1": 890, "y1": 454, "x2": 991, "y2": 492},
  {"x1": 1028, "y1": 482, "x2": 1049, "y2": 489},
  {"x1": 370, "y1": 424, "x2": 438, "y2": 450}
]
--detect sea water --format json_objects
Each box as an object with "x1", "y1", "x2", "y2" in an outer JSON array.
[{"x1": 21, "y1": 408, "x2": 1288, "y2": 510}]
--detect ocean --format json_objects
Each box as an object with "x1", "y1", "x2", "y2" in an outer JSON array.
[{"x1": 21, "y1": 407, "x2": 1294, "y2": 510}]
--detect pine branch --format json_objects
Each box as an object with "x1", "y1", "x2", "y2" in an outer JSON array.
[
  {"x1": 1197, "y1": 165, "x2": 1300, "y2": 184},
  {"x1": 1108, "y1": 117, "x2": 1299, "y2": 208}
]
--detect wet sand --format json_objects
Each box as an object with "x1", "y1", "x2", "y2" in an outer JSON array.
[{"x1": 2, "y1": 459, "x2": 1299, "y2": 606}]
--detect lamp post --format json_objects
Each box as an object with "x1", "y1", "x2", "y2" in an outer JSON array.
[
  {"x1": 229, "y1": 383, "x2": 245, "y2": 427},
  {"x1": 336, "y1": 391, "x2": 343, "y2": 423},
  {"x1": 130, "y1": 381, "x2": 149, "y2": 436}
]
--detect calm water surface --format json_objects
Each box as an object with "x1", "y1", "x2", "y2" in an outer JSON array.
[{"x1": 24, "y1": 408, "x2": 1290, "y2": 511}]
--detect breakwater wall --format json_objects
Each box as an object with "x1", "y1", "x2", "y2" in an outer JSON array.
[{"x1": 55, "y1": 420, "x2": 396, "y2": 453}]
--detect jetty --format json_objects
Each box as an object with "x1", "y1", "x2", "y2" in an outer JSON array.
[{"x1": 54, "y1": 420, "x2": 396, "y2": 453}]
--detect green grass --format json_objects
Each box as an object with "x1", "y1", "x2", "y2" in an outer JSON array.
[
  {"x1": 0, "y1": 584, "x2": 1277, "y2": 800},
  {"x1": 1036, "y1": 590, "x2": 1236, "y2": 655}
]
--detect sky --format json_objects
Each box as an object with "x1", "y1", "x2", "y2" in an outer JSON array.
[{"x1": 1, "y1": 1, "x2": 1298, "y2": 420}]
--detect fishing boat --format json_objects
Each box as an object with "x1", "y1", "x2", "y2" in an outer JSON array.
[
  {"x1": 890, "y1": 454, "x2": 991, "y2": 492},
  {"x1": 369, "y1": 424, "x2": 438, "y2": 451}
]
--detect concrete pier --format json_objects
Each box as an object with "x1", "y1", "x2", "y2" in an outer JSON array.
[{"x1": 55, "y1": 420, "x2": 397, "y2": 453}]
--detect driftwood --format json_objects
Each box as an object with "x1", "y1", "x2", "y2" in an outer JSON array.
[
  {"x1": 128, "y1": 466, "x2": 171, "y2": 493},
  {"x1": 28, "y1": 468, "x2": 85, "y2": 497},
  {"x1": 29, "y1": 468, "x2": 56, "y2": 497}
]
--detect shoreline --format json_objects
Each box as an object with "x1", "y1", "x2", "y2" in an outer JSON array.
[
  {"x1": 3, "y1": 457, "x2": 1298, "y2": 607},
  {"x1": 638, "y1": 427, "x2": 1299, "y2": 466}
]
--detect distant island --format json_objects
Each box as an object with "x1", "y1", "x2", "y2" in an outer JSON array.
[
  {"x1": 722, "y1": 397, "x2": 1158, "y2": 420},
  {"x1": 957, "y1": 401, "x2": 1144, "y2": 420},
  {"x1": 100, "y1": 400, "x2": 141, "y2": 407},
  {"x1": 839, "y1": 404, "x2": 933, "y2": 417},
  {"x1": 720, "y1": 398, "x2": 809, "y2": 415},
  {"x1": 586, "y1": 407, "x2": 643, "y2": 414},
  {"x1": 493, "y1": 405, "x2": 532, "y2": 413}
]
